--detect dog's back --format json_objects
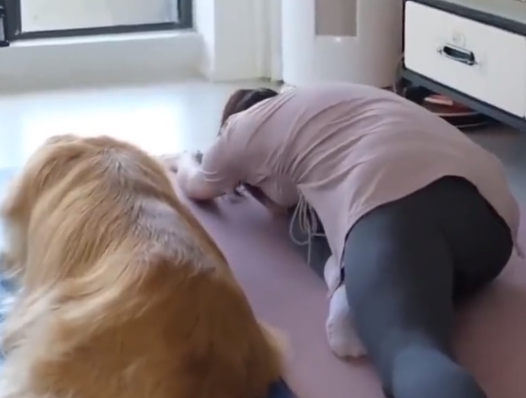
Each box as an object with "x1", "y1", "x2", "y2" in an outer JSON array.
[{"x1": 0, "y1": 135, "x2": 284, "y2": 398}]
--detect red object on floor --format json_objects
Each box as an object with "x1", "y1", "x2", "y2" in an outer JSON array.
[
  {"x1": 423, "y1": 94, "x2": 489, "y2": 129},
  {"x1": 175, "y1": 182, "x2": 526, "y2": 398},
  {"x1": 425, "y1": 94, "x2": 469, "y2": 110}
]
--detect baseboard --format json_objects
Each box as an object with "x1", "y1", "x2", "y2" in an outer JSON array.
[{"x1": 0, "y1": 31, "x2": 204, "y2": 93}]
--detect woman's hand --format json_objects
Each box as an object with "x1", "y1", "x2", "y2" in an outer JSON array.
[
  {"x1": 159, "y1": 150, "x2": 203, "y2": 173},
  {"x1": 160, "y1": 150, "x2": 220, "y2": 201}
]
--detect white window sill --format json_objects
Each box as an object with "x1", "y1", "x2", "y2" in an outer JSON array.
[
  {"x1": 1, "y1": 30, "x2": 203, "y2": 93},
  {"x1": 13, "y1": 29, "x2": 196, "y2": 47}
]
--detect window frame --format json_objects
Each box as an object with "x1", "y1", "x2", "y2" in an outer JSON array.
[
  {"x1": 3, "y1": 0, "x2": 18, "y2": 42},
  {"x1": 4, "y1": 0, "x2": 192, "y2": 41}
]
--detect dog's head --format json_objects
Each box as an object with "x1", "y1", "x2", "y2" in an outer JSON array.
[
  {"x1": 0, "y1": 134, "x2": 172, "y2": 283},
  {"x1": 0, "y1": 134, "x2": 182, "y2": 352},
  {"x1": 2, "y1": 134, "x2": 160, "y2": 223},
  {"x1": 0, "y1": 134, "x2": 89, "y2": 278}
]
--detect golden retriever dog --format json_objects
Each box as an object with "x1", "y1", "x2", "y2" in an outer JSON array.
[{"x1": 0, "y1": 134, "x2": 283, "y2": 398}]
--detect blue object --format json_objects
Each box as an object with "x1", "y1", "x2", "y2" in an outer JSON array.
[
  {"x1": 268, "y1": 379, "x2": 297, "y2": 398},
  {"x1": 0, "y1": 277, "x2": 14, "y2": 325}
]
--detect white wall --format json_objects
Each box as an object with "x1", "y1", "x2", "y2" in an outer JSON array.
[{"x1": 194, "y1": 0, "x2": 272, "y2": 81}]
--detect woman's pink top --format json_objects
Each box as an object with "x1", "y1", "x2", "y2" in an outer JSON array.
[{"x1": 200, "y1": 83, "x2": 521, "y2": 269}]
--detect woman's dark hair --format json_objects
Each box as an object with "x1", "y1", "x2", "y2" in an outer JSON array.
[
  {"x1": 219, "y1": 87, "x2": 279, "y2": 198},
  {"x1": 220, "y1": 87, "x2": 279, "y2": 126}
]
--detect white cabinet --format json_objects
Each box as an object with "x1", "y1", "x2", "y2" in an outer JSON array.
[{"x1": 404, "y1": 1, "x2": 526, "y2": 118}]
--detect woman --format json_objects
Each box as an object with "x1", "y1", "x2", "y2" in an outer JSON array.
[{"x1": 168, "y1": 83, "x2": 520, "y2": 398}]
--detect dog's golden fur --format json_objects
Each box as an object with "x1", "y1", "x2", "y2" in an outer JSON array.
[{"x1": 0, "y1": 134, "x2": 283, "y2": 398}]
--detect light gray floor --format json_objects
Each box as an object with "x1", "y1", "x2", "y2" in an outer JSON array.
[
  {"x1": 468, "y1": 124, "x2": 526, "y2": 205},
  {"x1": 0, "y1": 80, "x2": 524, "y2": 208}
]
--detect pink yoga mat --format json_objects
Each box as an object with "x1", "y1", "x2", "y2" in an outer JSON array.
[{"x1": 178, "y1": 191, "x2": 526, "y2": 398}]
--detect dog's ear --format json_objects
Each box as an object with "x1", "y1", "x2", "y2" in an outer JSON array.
[
  {"x1": 1, "y1": 138, "x2": 86, "y2": 222},
  {"x1": 1, "y1": 139, "x2": 88, "y2": 279},
  {"x1": 1, "y1": 172, "x2": 31, "y2": 223}
]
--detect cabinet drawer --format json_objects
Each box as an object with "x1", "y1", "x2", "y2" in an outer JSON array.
[{"x1": 404, "y1": 1, "x2": 526, "y2": 118}]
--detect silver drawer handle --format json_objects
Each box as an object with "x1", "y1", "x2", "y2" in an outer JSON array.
[{"x1": 437, "y1": 43, "x2": 477, "y2": 66}]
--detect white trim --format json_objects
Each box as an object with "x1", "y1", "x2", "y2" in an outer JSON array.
[
  {"x1": 193, "y1": 0, "x2": 216, "y2": 79},
  {"x1": 269, "y1": 0, "x2": 283, "y2": 81},
  {"x1": 254, "y1": 0, "x2": 283, "y2": 81},
  {"x1": 0, "y1": 31, "x2": 202, "y2": 93},
  {"x1": 254, "y1": 0, "x2": 270, "y2": 79}
]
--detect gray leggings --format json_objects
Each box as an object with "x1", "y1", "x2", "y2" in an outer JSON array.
[{"x1": 289, "y1": 177, "x2": 513, "y2": 398}]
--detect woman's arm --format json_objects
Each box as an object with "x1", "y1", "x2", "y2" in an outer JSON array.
[
  {"x1": 168, "y1": 151, "x2": 288, "y2": 215},
  {"x1": 167, "y1": 136, "x2": 242, "y2": 201},
  {"x1": 172, "y1": 152, "x2": 216, "y2": 201}
]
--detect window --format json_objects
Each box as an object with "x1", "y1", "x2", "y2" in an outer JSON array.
[{"x1": 4, "y1": 0, "x2": 192, "y2": 40}]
